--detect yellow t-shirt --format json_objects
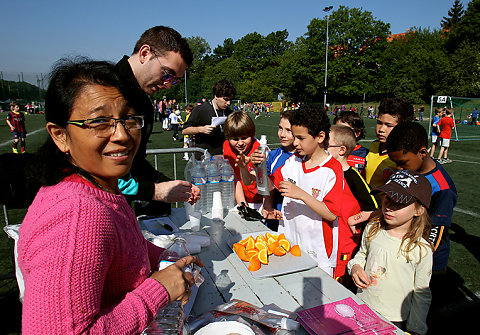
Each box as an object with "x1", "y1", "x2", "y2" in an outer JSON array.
[
  {"x1": 184, "y1": 113, "x2": 191, "y2": 138},
  {"x1": 365, "y1": 140, "x2": 396, "y2": 192}
]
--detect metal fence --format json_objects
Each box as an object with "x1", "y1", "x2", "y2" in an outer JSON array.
[{"x1": 146, "y1": 147, "x2": 208, "y2": 181}]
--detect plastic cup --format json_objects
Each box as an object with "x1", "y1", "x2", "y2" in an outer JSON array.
[
  {"x1": 184, "y1": 201, "x2": 194, "y2": 218},
  {"x1": 211, "y1": 207, "x2": 224, "y2": 220},
  {"x1": 212, "y1": 191, "x2": 223, "y2": 208},
  {"x1": 211, "y1": 191, "x2": 224, "y2": 220},
  {"x1": 189, "y1": 211, "x2": 202, "y2": 231}
]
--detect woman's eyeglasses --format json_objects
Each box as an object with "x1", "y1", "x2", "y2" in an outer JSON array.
[{"x1": 66, "y1": 115, "x2": 144, "y2": 138}]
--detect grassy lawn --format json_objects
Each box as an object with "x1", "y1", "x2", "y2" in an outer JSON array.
[{"x1": 0, "y1": 110, "x2": 479, "y2": 333}]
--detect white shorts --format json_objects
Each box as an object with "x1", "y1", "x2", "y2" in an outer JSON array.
[
  {"x1": 440, "y1": 138, "x2": 450, "y2": 148},
  {"x1": 432, "y1": 135, "x2": 438, "y2": 143}
]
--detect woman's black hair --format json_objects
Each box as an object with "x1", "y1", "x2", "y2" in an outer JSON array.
[{"x1": 35, "y1": 57, "x2": 132, "y2": 186}]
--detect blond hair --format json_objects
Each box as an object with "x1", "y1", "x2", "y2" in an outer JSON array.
[
  {"x1": 223, "y1": 111, "x2": 255, "y2": 139},
  {"x1": 366, "y1": 203, "x2": 433, "y2": 263},
  {"x1": 330, "y1": 125, "x2": 357, "y2": 156}
]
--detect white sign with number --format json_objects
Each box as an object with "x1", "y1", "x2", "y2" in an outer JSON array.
[{"x1": 437, "y1": 96, "x2": 448, "y2": 103}]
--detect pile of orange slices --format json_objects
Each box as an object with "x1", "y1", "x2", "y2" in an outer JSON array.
[{"x1": 232, "y1": 232, "x2": 302, "y2": 272}]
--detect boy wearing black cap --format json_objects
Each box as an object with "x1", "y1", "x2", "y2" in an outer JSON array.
[{"x1": 386, "y1": 122, "x2": 457, "y2": 274}]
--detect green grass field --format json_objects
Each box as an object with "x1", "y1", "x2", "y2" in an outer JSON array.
[{"x1": 0, "y1": 110, "x2": 479, "y2": 334}]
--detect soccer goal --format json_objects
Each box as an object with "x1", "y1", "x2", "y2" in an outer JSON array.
[{"x1": 429, "y1": 95, "x2": 480, "y2": 141}]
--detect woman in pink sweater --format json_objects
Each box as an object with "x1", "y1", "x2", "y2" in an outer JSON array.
[{"x1": 18, "y1": 59, "x2": 203, "y2": 334}]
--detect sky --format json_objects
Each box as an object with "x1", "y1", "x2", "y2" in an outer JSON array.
[{"x1": 0, "y1": 0, "x2": 471, "y2": 80}]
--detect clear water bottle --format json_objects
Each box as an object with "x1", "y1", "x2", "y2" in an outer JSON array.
[
  {"x1": 190, "y1": 160, "x2": 207, "y2": 214},
  {"x1": 219, "y1": 159, "x2": 236, "y2": 210},
  {"x1": 255, "y1": 135, "x2": 270, "y2": 196},
  {"x1": 205, "y1": 157, "x2": 221, "y2": 213},
  {"x1": 143, "y1": 238, "x2": 190, "y2": 335},
  {"x1": 183, "y1": 154, "x2": 195, "y2": 183}
]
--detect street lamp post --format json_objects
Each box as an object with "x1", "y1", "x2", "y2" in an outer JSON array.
[
  {"x1": 323, "y1": 6, "x2": 333, "y2": 109},
  {"x1": 184, "y1": 70, "x2": 188, "y2": 105}
]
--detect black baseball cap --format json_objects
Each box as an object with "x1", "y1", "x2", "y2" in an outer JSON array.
[{"x1": 372, "y1": 170, "x2": 432, "y2": 208}]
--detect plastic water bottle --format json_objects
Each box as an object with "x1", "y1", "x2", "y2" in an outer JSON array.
[
  {"x1": 255, "y1": 135, "x2": 270, "y2": 196},
  {"x1": 190, "y1": 160, "x2": 207, "y2": 213},
  {"x1": 219, "y1": 159, "x2": 236, "y2": 210},
  {"x1": 183, "y1": 154, "x2": 195, "y2": 183},
  {"x1": 143, "y1": 238, "x2": 189, "y2": 335},
  {"x1": 205, "y1": 157, "x2": 221, "y2": 213}
]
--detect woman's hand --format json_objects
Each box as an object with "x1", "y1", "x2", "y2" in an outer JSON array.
[
  {"x1": 350, "y1": 264, "x2": 371, "y2": 289},
  {"x1": 150, "y1": 255, "x2": 204, "y2": 303}
]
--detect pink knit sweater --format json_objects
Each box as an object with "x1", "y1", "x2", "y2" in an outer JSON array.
[{"x1": 18, "y1": 175, "x2": 169, "y2": 334}]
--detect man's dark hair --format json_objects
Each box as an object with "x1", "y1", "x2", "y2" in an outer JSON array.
[
  {"x1": 378, "y1": 97, "x2": 415, "y2": 123},
  {"x1": 289, "y1": 105, "x2": 330, "y2": 147},
  {"x1": 212, "y1": 79, "x2": 236, "y2": 98},
  {"x1": 133, "y1": 26, "x2": 193, "y2": 67},
  {"x1": 385, "y1": 122, "x2": 428, "y2": 154},
  {"x1": 333, "y1": 110, "x2": 366, "y2": 139}
]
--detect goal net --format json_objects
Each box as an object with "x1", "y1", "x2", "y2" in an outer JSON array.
[{"x1": 429, "y1": 95, "x2": 480, "y2": 141}]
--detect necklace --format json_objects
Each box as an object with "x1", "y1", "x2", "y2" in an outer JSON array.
[{"x1": 75, "y1": 168, "x2": 118, "y2": 194}]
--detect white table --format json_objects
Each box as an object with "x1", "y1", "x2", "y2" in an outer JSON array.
[{"x1": 167, "y1": 208, "x2": 404, "y2": 334}]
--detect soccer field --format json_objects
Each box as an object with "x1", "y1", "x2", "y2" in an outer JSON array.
[{"x1": 0, "y1": 111, "x2": 479, "y2": 333}]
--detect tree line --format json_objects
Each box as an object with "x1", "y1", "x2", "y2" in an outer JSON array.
[{"x1": 159, "y1": 0, "x2": 480, "y2": 106}]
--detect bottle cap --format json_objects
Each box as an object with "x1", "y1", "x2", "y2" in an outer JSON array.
[{"x1": 260, "y1": 135, "x2": 267, "y2": 145}]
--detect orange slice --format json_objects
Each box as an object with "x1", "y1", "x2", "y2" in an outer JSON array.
[
  {"x1": 267, "y1": 237, "x2": 277, "y2": 246},
  {"x1": 248, "y1": 255, "x2": 261, "y2": 271},
  {"x1": 268, "y1": 241, "x2": 279, "y2": 254},
  {"x1": 255, "y1": 241, "x2": 267, "y2": 251},
  {"x1": 266, "y1": 232, "x2": 278, "y2": 241},
  {"x1": 245, "y1": 236, "x2": 256, "y2": 250},
  {"x1": 290, "y1": 245, "x2": 301, "y2": 257},
  {"x1": 232, "y1": 243, "x2": 242, "y2": 253},
  {"x1": 238, "y1": 238, "x2": 249, "y2": 246},
  {"x1": 258, "y1": 248, "x2": 268, "y2": 265},
  {"x1": 278, "y1": 233, "x2": 286, "y2": 241},
  {"x1": 273, "y1": 245, "x2": 287, "y2": 256},
  {"x1": 234, "y1": 244, "x2": 249, "y2": 262},
  {"x1": 256, "y1": 235, "x2": 267, "y2": 244},
  {"x1": 246, "y1": 249, "x2": 259, "y2": 261},
  {"x1": 278, "y1": 239, "x2": 291, "y2": 253}
]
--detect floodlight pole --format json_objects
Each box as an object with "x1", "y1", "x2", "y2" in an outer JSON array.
[
  {"x1": 323, "y1": 6, "x2": 333, "y2": 109},
  {"x1": 184, "y1": 70, "x2": 188, "y2": 105}
]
